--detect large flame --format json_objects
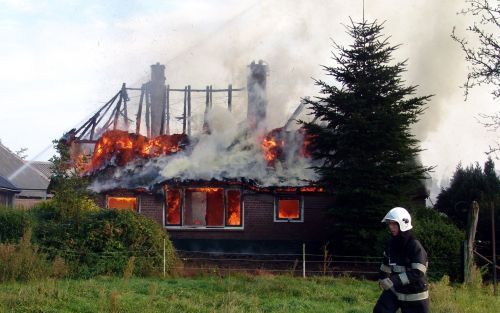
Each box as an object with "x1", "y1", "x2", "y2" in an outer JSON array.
[
  {"x1": 278, "y1": 199, "x2": 300, "y2": 219},
  {"x1": 261, "y1": 128, "x2": 284, "y2": 165},
  {"x1": 107, "y1": 196, "x2": 137, "y2": 210},
  {"x1": 166, "y1": 188, "x2": 181, "y2": 225},
  {"x1": 226, "y1": 190, "x2": 241, "y2": 226},
  {"x1": 261, "y1": 127, "x2": 313, "y2": 166},
  {"x1": 90, "y1": 130, "x2": 187, "y2": 172}
]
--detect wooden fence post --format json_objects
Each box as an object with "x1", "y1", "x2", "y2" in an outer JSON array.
[
  {"x1": 464, "y1": 201, "x2": 480, "y2": 283},
  {"x1": 492, "y1": 201, "x2": 497, "y2": 295},
  {"x1": 303, "y1": 243, "x2": 306, "y2": 278}
]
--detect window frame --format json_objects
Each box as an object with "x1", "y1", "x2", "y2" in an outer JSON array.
[
  {"x1": 164, "y1": 187, "x2": 244, "y2": 230},
  {"x1": 274, "y1": 195, "x2": 304, "y2": 223}
]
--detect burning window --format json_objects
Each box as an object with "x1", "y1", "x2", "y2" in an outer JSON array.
[
  {"x1": 184, "y1": 188, "x2": 224, "y2": 227},
  {"x1": 107, "y1": 196, "x2": 137, "y2": 211},
  {"x1": 226, "y1": 190, "x2": 242, "y2": 226},
  {"x1": 166, "y1": 188, "x2": 181, "y2": 225},
  {"x1": 164, "y1": 187, "x2": 243, "y2": 228},
  {"x1": 275, "y1": 196, "x2": 302, "y2": 222}
]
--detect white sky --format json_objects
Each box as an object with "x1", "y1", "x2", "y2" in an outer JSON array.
[{"x1": 0, "y1": 0, "x2": 498, "y2": 201}]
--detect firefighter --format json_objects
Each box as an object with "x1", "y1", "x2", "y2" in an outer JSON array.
[{"x1": 373, "y1": 207, "x2": 429, "y2": 313}]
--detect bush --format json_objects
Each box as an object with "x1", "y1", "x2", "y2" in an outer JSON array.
[
  {"x1": 0, "y1": 229, "x2": 55, "y2": 282},
  {"x1": 0, "y1": 205, "x2": 32, "y2": 243},
  {"x1": 33, "y1": 206, "x2": 177, "y2": 278},
  {"x1": 411, "y1": 206, "x2": 464, "y2": 281}
]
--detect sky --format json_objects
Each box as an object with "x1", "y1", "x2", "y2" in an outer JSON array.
[{"x1": 0, "y1": 0, "x2": 498, "y2": 201}]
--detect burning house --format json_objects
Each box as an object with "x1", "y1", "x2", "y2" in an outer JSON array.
[{"x1": 66, "y1": 61, "x2": 334, "y2": 252}]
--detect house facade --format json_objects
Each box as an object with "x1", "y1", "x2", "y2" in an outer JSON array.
[
  {"x1": 95, "y1": 183, "x2": 334, "y2": 252},
  {"x1": 69, "y1": 61, "x2": 334, "y2": 252}
]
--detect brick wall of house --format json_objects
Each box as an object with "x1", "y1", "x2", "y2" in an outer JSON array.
[
  {"x1": 168, "y1": 192, "x2": 334, "y2": 243},
  {"x1": 94, "y1": 190, "x2": 163, "y2": 225},
  {"x1": 139, "y1": 193, "x2": 163, "y2": 225},
  {"x1": 96, "y1": 189, "x2": 335, "y2": 246}
]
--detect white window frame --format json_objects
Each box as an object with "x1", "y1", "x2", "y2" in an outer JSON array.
[{"x1": 165, "y1": 187, "x2": 244, "y2": 230}]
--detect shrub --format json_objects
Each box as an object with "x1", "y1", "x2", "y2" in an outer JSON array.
[
  {"x1": 411, "y1": 206, "x2": 464, "y2": 281},
  {"x1": 0, "y1": 229, "x2": 53, "y2": 282},
  {"x1": 33, "y1": 206, "x2": 177, "y2": 278},
  {"x1": 0, "y1": 205, "x2": 32, "y2": 243}
]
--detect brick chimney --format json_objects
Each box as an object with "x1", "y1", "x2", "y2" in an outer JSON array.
[
  {"x1": 150, "y1": 63, "x2": 166, "y2": 137},
  {"x1": 247, "y1": 60, "x2": 268, "y2": 129}
]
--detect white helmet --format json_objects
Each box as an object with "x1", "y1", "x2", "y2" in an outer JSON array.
[{"x1": 381, "y1": 207, "x2": 413, "y2": 232}]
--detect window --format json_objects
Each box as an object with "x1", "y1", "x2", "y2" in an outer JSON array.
[
  {"x1": 165, "y1": 187, "x2": 242, "y2": 228},
  {"x1": 166, "y1": 188, "x2": 181, "y2": 225},
  {"x1": 107, "y1": 196, "x2": 137, "y2": 211},
  {"x1": 184, "y1": 188, "x2": 224, "y2": 227},
  {"x1": 226, "y1": 190, "x2": 242, "y2": 226},
  {"x1": 275, "y1": 196, "x2": 303, "y2": 222}
]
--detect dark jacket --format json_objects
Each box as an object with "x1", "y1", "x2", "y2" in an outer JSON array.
[{"x1": 378, "y1": 231, "x2": 428, "y2": 295}]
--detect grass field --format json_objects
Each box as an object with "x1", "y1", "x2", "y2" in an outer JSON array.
[{"x1": 0, "y1": 274, "x2": 497, "y2": 313}]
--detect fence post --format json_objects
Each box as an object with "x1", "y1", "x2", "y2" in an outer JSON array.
[
  {"x1": 464, "y1": 201, "x2": 480, "y2": 283},
  {"x1": 163, "y1": 238, "x2": 166, "y2": 278},
  {"x1": 492, "y1": 201, "x2": 497, "y2": 295},
  {"x1": 302, "y1": 243, "x2": 306, "y2": 278}
]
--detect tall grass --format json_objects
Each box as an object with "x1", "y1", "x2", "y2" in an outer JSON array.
[
  {"x1": 0, "y1": 275, "x2": 497, "y2": 312},
  {"x1": 0, "y1": 229, "x2": 68, "y2": 282}
]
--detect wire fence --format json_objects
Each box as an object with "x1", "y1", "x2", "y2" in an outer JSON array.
[
  {"x1": 1, "y1": 242, "x2": 473, "y2": 278},
  {"x1": 171, "y1": 249, "x2": 461, "y2": 278}
]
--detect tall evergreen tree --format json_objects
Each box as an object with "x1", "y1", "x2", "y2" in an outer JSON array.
[
  {"x1": 435, "y1": 162, "x2": 487, "y2": 228},
  {"x1": 435, "y1": 157, "x2": 499, "y2": 234},
  {"x1": 302, "y1": 20, "x2": 432, "y2": 253}
]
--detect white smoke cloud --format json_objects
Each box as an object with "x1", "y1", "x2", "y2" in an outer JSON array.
[
  {"x1": 2, "y1": 0, "x2": 497, "y2": 202},
  {"x1": 89, "y1": 106, "x2": 319, "y2": 192}
]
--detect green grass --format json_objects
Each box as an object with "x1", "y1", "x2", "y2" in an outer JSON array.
[{"x1": 0, "y1": 274, "x2": 497, "y2": 313}]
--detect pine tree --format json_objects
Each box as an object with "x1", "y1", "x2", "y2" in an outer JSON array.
[
  {"x1": 302, "y1": 20, "x2": 432, "y2": 253},
  {"x1": 436, "y1": 157, "x2": 499, "y2": 233}
]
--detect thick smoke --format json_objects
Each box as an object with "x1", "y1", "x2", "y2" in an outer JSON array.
[
  {"x1": 87, "y1": 0, "x2": 493, "y2": 199},
  {"x1": 89, "y1": 106, "x2": 318, "y2": 192}
]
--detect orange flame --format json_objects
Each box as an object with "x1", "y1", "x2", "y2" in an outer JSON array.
[
  {"x1": 166, "y1": 188, "x2": 181, "y2": 225},
  {"x1": 299, "y1": 187, "x2": 324, "y2": 192},
  {"x1": 226, "y1": 190, "x2": 241, "y2": 226},
  {"x1": 89, "y1": 130, "x2": 187, "y2": 171},
  {"x1": 278, "y1": 199, "x2": 300, "y2": 219},
  {"x1": 261, "y1": 127, "x2": 314, "y2": 166},
  {"x1": 187, "y1": 187, "x2": 222, "y2": 193},
  {"x1": 261, "y1": 128, "x2": 284, "y2": 165},
  {"x1": 107, "y1": 196, "x2": 137, "y2": 210}
]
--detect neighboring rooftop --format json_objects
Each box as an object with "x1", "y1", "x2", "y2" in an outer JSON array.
[
  {"x1": 0, "y1": 175, "x2": 20, "y2": 193},
  {"x1": 31, "y1": 161, "x2": 53, "y2": 180},
  {"x1": 0, "y1": 143, "x2": 50, "y2": 198}
]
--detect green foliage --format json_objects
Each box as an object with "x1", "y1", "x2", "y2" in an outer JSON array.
[
  {"x1": 302, "y1": 20, "x2": 432, "y2": 253},
  {"x1": 0, "y1": 205, "x2": 32, "y2": 243},
  {"x1": 435, "y1": 158, "x2": 500, "y2": 244},
  {"x1": 49, "y1": 138, "x2": 97, "y2": 220},
  {"x1": 33, "y1": 206, "x2": 176, "y2": 278},
  {"x1": 411, "y1": 207, "x2": 464, "y2": 281},
  {"x1": 0, "y1": 202, "x2": 176, "y2": 280},
  {"x1": 0, "y1": 229, "x2": 54, "y2": 282}
]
